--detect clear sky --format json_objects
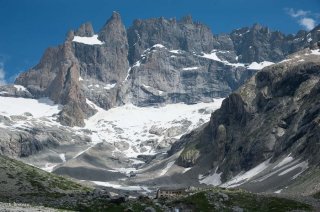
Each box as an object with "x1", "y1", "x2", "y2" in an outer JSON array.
[{"x1": 0, "y1": 0, "x2": 319, "y2": 84}]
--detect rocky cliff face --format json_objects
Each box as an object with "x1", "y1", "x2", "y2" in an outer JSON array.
[
  {"x1": 125, "y1": 44, "x2": 256, "y2": 106},
  {"x1": 230, "y1": 24, "x2": 320, "y2": 63},
  {"x1": 172, "y1": 46, "x2": 320, "y2": 192},
  {"x1": 75, "y1": 12, "x2": 129, "y2": 84},
  {"x1": 127, "y1": 15, "x2": 214, "y2": 63},
  {"x1": 15, "y1": 40, "x2": 94, "y2": 127},
  {"x1": 9, "y1": 12, "x2": 320, "y2": 127}
]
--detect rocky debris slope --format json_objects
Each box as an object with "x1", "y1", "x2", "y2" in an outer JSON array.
[
  {"x1": 230, "y1": 24, "x2": 320, "y2": 63},
  {"x1": 0, "y1": 98, "x2": 82, "y2": 172},
  {"x1": 0, "y1": 154, "x2": 313, "y2": 211},
  {"x1": 0, "y1": 125, "x2": 86, "y2": 158},
  {"x1": 0, "y1": 155, "x2": 164, "y2": 211},
  {"x1": 7, "y1": 12, "x2": 319, "y2": 126},
  {"x1": 170, "y1": 46, "x2": 320, "y2": 194}
]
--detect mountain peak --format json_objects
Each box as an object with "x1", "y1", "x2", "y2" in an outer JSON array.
[
  {"x1": 180, "y1": 15, "x2": 193, "y2": 24},
  {"x1": 107, "y1": 11, "x2": 121, "y2": 23},
  {"x1": 98, "y1": 11, "x2": 124, "y2": 42},
  {"x1": 75, "y1": 22, "x2": 94, "y2": 37},
  {"x1": 111, "y1": 11, "x2": 121, "y2": 21},
  {"x1": 252, "y1": 23, "x2": 263, "y2": 30}
]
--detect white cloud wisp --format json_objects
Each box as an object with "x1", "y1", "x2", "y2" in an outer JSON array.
[
  {"x1": 299, "y1": 18, "x2": 316, "y2": 31},
  {"x1": 0, "y1": 62, "x2": 6, "y2": 85},
  {"x1": 286, "y1": 8, "x2": 318, "y2": 31}
]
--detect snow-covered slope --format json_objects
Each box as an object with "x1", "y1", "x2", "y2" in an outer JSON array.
[
  {"x1": 0, "y1": 97, "x2": 61, "y2": 118},
  {"x1": 82, "y1": 99, "x2": 224, "y2": 158},
  {"x1": 0, "y1": 95, "x2": 224, "y2": 190}
]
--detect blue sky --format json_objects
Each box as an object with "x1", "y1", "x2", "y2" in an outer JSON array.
[{"x1": 0, "y1": 0, "x2": 319, "y2": 84}]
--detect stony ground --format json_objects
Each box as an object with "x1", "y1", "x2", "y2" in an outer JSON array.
[{"x1": 0, "y1": 202, "x2": 63, "y2": 212}]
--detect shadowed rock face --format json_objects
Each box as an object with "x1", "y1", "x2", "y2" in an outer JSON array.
[
  {"x1": 75, "y1": 22, "x2": 94, "y2": 37},
  {"x1": 75, "y1": 11, "x2": 129, "y2": 83},
  {"x1": 230, "y1": 24, "x2": 320, "y2": 63},
  {"x1": 173, "y1": 48, "x2": 320, "y2": 183},
  {"x1": 127, "y1": 15, "x2": 215, "y2": 64},
  {"x1": 52, "y1": 62, "x2": 95, "y2": 127},
  {"x1": 12, "y1": 12, "x2": 320, "y2": 126},
  {"x1": 15, "y1": 40, "x2": 95, "y2": 127}
]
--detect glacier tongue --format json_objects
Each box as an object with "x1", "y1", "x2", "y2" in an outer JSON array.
[{"x1": 82, "y1": 99, "x2": 224, "y2": 158}]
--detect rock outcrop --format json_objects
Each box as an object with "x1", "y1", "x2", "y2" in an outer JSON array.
[
  {"x1": 0, "y1": 124, "x2": 90, "y2": 158},
  {"x1": 230, "y1": 23, "x2": 320, "y2": 63},
  {"x1": 15, "y1": 40, "x2": 94, "y2": 127},
  {"x1": 173, "y1": 47, "x2": 320, "y2": 186},
  {"x1": 127, "y1": 15, "x2": 214, "y2": 63},
  {"x1": 76, "y1": 11, "x2": 129, "y2": 83}
]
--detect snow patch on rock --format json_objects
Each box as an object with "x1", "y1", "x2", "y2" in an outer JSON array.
[
  {"x1": 160, "y1": 161, "x2": 175, "y2": 176},
  {"x1": 104, "y1": 83, "x2": 116, "y2": 90},
  {"x1": 199, "y1": 167, "x2": 222, "y2": 186},
  {"x1": 273, "y1": 154, "x2": 294, "y2": 169},
  {"x1": 72, "y1": 35, "x2": 104, "y2": 45},
  {"x1": 247, "y1": 61, "x2": 274, "y2": 70},
  {"x1": 13, "y1": 85, "x2": 27, "y2": 92},
  {"x1": 221, "y1": 159, "x2": 271, "y2": 188},
  {"x1": 198, "y1": 50, "x2": 245, "y2": 67},
  {"x1": 182, "y1": 67, "x2": 199, "y2": 71}
]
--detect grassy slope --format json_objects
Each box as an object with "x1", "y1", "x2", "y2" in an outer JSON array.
[
  {"x1": 168, "y1": 188, "x2": 312, "y2": 212},
  {"x1": 0, "y1": 155, "x2": 161, "y2": 211},
  {"x1": 0, "y1": 155, "x2": 91, "y2": 198},
  {"x1": 0, "y1": 155, "x2": 94, "y2": 211}
]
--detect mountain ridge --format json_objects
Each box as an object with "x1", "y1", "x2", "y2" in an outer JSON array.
[
  {"x1": 0, "y1": 12, "x2": 320, "y2": 209},
  {"x1": 5, "y1": 12, "x2": 319, "y2": 126}
]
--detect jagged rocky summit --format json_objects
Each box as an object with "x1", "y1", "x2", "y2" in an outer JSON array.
[{"x1": 5, "y1": 11, "x2": 319, "y2": 126}]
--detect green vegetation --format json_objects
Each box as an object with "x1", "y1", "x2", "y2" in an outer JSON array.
[
  {"x1": 74, "y1": 197, "x2": 162, "y2": 212},
  {"x1": 313, "y1": 192, "x2": 320, "y2": 199},
  {"x1": 0, "y1": 155, "x2": 162, "y2": 211},
  {"x1": 178, "y1": 192, "x2": 211, "y2": 211},
  {"x1": 179, "y1": 148, "x2": 199, "y2": 165},
  {"x1": 224, "y1": 189, "x2": 311, "y2": 212},
  {"x1": 169, "y1": 188, "x2": 312, "y2": 212},
  {"x1": 0, "y1": 155, "x2": 91, "y2": 194},
  {"x1": 0, "y1": 155, "x2": 92, "y2": 210}
]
